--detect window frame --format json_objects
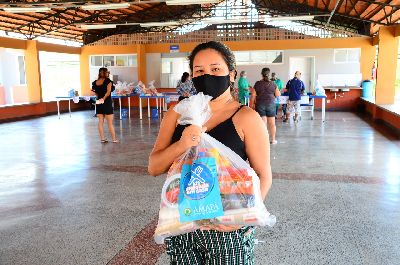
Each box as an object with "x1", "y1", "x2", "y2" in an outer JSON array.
[
  {"x1": 17, "y1": 55, "x2": 26, "y2": 85},
  {"x1": 234, "y1": 50, "x2": 284, "y2": 65},
  {"x1": 89, "y1": 54, "x2": 138, "y2": 68},
  {"x1": 333, "y1": 48, "x2": 360, "y2": 64}
]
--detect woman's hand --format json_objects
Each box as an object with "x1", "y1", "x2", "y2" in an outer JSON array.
[
  {"x1": 201, "y1": 224, "x2": 242, "y2": 232},
  {"x1": 178, "y1": 125, "x2": 206, "y2": 150}
]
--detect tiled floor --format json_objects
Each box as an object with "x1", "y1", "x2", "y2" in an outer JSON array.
[{"x1": 0, "y1": 110, "x2": 399, "y2": 265}]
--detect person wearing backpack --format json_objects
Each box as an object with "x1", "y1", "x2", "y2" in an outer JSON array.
[{"x1": 91, "y1": 67, "x2": 119, "y2": 143}]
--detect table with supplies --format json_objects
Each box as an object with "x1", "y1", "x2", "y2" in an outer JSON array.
[
  {"x1": 55, "y1": 96, "x2": 96, "y2": 119},
  {"x1": 138, "y1": 94, "x2": 166, "y2": 120},
  {"x1": 111, "y1": 94, "x2": 136, "y2": 120}
]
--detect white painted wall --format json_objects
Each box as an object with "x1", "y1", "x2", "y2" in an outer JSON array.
[
  {"x1": 0, "y1": 48, "x2": 24, "y2": 104},
  {"x1": 143, "y1": 48, "x2": 361, "y2": 89},
  {"x1": 146, "y1": 53, "x2": 161, "y2": 87},
  {"x1": 235, "y1": 49, "x2": 360, "y2": 90},
  {"x1": 147, "y1": 53, "x2": 191, "y2": 88}
]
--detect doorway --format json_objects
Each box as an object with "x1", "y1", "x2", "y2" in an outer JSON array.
[{"x1": 289, "y1": 56, "x2": 315, "y2": 93}]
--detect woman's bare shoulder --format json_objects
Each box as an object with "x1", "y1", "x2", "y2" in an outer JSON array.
[
  {"x1": 231, "y1": 105, "x2": 261, "y2": 124},
  {"x1": 236, "y1": 105, "x2": 260, "y2": 120},
  {"x1": 162, "y1": 106, "x2": 180, "y2": 124}
]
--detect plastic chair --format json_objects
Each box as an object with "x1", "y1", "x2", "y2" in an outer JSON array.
[{"x1": 299, "y1": 95, "x2": 314, "y2": 120}]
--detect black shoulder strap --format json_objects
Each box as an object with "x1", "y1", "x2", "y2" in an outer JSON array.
[{"x1": 229, "y1": 105, "x2": 245, "y2": 119}]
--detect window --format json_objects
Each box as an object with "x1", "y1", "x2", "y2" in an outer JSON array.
[
  {"x1": 17, "y1": 56, "x2": 26, "y2": 85},
  {"x1": 233, "y1": 50, "x2": 283, "y2": 65},
  {"x1": 116, "y1": 55, "x2": 127, "y2": 66},
  {"x1": 89, "y1": 54, "x2": 137, "y2": 67},
  {"x1": 127, "y1": 55, "x2": 137, "y2": 66},
  {"x1": 0, "y1": 48, "x2": 27, "y2": 106},
  {"x1": 235, "y1": 52, "x2": 251, "y2": 64},
  {"x1": 90, "y1": 56, "x2": 103, "y2": 67},
  {"x1": 334, "y1": 49, "x2": 360, "y2": 63},
  {"x1": 39, "y1": 52, "x2": 81, "y2": 102},
  {"x1": 89, "y1": 54, "x2": 138, "y2": 85},
  {"x1": 160, "y1": 57, "x2": 190, "y2": 87},
  {"x1": 103, "y1": 56, "x2": 114, "y2": 67}
]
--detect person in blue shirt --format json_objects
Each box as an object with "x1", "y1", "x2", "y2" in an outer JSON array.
[{"x1": 284, "y1": 71, "x2": 305, "y2": 122}]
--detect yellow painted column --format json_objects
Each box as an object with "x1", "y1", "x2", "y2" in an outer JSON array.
[
  {"x1": 375, "y1": 26, "x2": 399, "y2": 104},
  {"x1": 360, "y1": 43, "x2": 376, "y2": 81},
  {"x1": 137, "y1": 44, "x2": 147, "y2": 84},
  {"x1": 25, "y1": 40, "x2": 42, "y2": 103},
  {"x1": 80, "y1": 47, "x2": 91, "y2": 96}
]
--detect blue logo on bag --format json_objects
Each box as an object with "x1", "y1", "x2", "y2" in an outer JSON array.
[
  {"x1": 182, "y1": 163, "x2": 214, "y2": 200},
  {"x1": 178, "y1": 157, "x2": 224, "y2": 222}
]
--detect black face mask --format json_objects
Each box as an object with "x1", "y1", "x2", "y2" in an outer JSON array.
[{"x1": 192, "y1": 74, "x2": 231, "y2": 100}]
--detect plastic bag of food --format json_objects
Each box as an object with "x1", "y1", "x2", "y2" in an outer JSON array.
[
  {"x1": 148, "y1": 80, "x2": 158, "y2": 95},
  {"x1": 154, "y1": 93, "x2": 276, "y2": 244},
  {"x1": 314, "y1": 80, "x2": 326, "y2": 96}
]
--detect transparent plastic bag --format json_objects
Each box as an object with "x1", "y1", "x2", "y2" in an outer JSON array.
[
  {"x1": 154, "y1": 93, "x2": 276, "y2": 244},
  {"x1": 314, "y1": 80, "x2": 326, "y2": 96}
]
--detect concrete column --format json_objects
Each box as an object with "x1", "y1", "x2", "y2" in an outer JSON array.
[
  {"x1": 137, "y1": 44, "x2": 147, "y2": 84},
  {"x1": 25, "y1": 40, "x2": 42, "y2": 103},
  {"x1": 80, "y1": 47, "x2": 91, "y2": 96},
  {"x1": 375, "y1": 26, "x2": 399, "y2": 104},
  {"x1": 360, "y1": 43, "x2": 376, "y2": 81}
]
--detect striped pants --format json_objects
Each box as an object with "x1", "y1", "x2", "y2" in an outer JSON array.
[{"x1": 165, "y1": 227, "x2": 255, "y2": 265}]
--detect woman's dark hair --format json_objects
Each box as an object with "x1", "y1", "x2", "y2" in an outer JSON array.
[
  {"x1": 181, "y1": 72, "x2": 190, "y2": 83},
  {"x1": 261, "y1": 67, "x2": 270, "y2": 82},
  {"x1": 98, "y1": 67, "x2": 108, "y2": 79},
  {"x1": 188, "y1": 41, "x2": 236, "y2": 73}
]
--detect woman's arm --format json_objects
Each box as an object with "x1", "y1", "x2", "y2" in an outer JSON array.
[
  {"x1": 274, "y1": 83, "x2": 281, "y2": 97},
  {"x1": 241, "y1": 108, "x2": 272, "y2": 200},
  {"x1": 249, "y1": 86, "x2": 256, "y2": 109},
  {"x1": 102, "y1": 82, "x2": 112, "y2": 100},
  {"x1": 148, "y1": 108, "x2": 204, "y2": 176}
]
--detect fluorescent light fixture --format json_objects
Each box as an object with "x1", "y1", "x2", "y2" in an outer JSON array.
[
  {"x1": 166, "y1": 0, "x2": 220, "y2": 5},
  {"x1": 81, "y1": 3, "x2": 130, "y2": 11},
  {"x1": 265, "y1": 15, "x2": 316, "y2": 21},
  {"x1": 3, "y1": 7, "x2": 51, "y2": 13},
  {"x1": 140, "y1": 22, "x2": 180, "y2": 27},
  {"x1": 80, "y1": 24, "x2": 117, "y2": 30},
  {"x1": 202, "y1": 18, "x2": 242, "y2": 24}
]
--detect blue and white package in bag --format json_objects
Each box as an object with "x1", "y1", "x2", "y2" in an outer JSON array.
[{"x1": 178, "y1": 157, "x2": 224, "y2": 222}]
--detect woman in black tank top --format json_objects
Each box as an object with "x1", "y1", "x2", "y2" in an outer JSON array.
[
  {"x1": 148, "y1": 41, "x2": 272, "y2": 264},
  {"x1": 91, "y1": 68, "x2": 119, "y2": 143}
]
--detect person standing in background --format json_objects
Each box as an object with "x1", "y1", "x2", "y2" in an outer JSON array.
[
  {"x1": 91, "y1": 67, "x2": 119, "y2": 143},
  {"x1": 251, "y1": 68, "x2": 280, "y2": 144},
  {"x1": 271, "y1": 72, "x2": 284, "y2": 118},
  {"x1": 230, "y1": 69, "x2": 239, "y2": 101},
  {"x1": 238, "y1": 71, "x2": 251, "y2": 105},
  {"x1": 176, "y1": 72, "x2": 196, "y2": 101},
  {"x1": 284, "y1": 71, "x2": 305, "y2": 123}
]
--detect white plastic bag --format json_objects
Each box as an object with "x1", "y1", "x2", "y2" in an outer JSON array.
[
  {"x1": 154, "y1": 93, "x2": 276, "y2": 244},
  {"x1": 314, "y1": 80, "x2": 326, "y2": 96}
]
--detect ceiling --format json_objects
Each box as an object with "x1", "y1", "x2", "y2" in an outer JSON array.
[{"x1": 0, "y1": 0, "x2": 398, "y2": 45}]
